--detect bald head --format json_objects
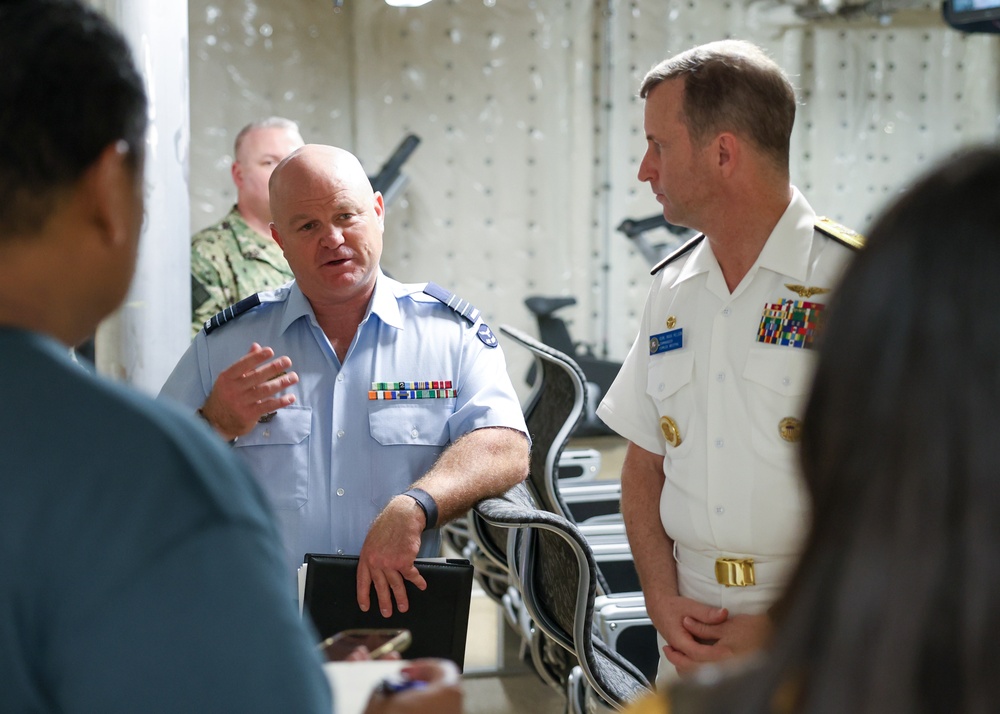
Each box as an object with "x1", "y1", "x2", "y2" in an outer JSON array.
[
  {"x1": 267, "y1": 144, "x2": 385, "y2": 311},
  {"x1": 269, "y1": 145, "x2": 373, "y2": 214}
]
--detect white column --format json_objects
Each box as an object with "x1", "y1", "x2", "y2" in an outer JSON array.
[{"x1": 92, "y1": 0, "x2": 191, "y2": 396}]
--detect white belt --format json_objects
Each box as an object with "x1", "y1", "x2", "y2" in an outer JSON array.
[{"x1": 673, "y1": 542, "x2": 795, "y2": 588}]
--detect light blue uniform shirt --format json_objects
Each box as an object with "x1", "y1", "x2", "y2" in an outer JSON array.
[{"x1": 159, "y1": 272, "x2": 527, "y2": 578}]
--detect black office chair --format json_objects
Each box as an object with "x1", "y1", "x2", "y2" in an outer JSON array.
[
  {"x1": 498, "y1": 325, "x2": 629, "y2": 544},
  {"x1": 470, "y1": 484, "x2": 573, "y2": 690},
  {"x1": 497, "y1": 325, "x2": 660, "y2": 682},
  {"x1": 523, "y1": 296, "x2": 621, "y2": 438},
  {"x1": 468, "y1": 490, "x2": 528, "y2": 649},
  {"x1": 475, "y1": 487, "x2": 652, "y2": 711},
  {"x1": 499, "y1": 322, "x2": 640, "y2": 595},
  {"x1": 465, "y1": 324, "x2": 619, "y2": 603}
]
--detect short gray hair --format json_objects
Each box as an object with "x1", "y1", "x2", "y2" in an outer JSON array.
[{"x1": 233, "y1": 117, "x2": 303, "y2": 159}]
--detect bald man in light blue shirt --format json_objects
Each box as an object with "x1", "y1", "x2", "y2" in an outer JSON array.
[{"x1": 160, "y1": 145, "x2": 529, "y2": 619}]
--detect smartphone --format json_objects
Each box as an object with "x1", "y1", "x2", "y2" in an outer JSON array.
[{"x1": 318, "y1": 628, "x2": 412, "y2": 662}]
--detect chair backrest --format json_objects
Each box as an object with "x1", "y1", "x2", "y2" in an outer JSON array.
[
  {"x1": 498, "y1": 324, "x2": 586, "y2": 523},
  {"x1": 469, "y1": 504, "x2": 513, "y2": 575},
  {"x1": 474, "y1": 484, "x2": 577, "y2": 689},
  {"x1": 475, "y1": 486, "x2": 651, "y2": 710},
  {"x1": 523, "y1": 295, "x2": 579, "y2": 356}
]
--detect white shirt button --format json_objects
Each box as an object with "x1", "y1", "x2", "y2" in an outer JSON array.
[
  {"x1": 715, "y1": 438, "x2": 724, "y2": 448},
  {"x1": 262, "y1": 429, "x2": 270, "y2": 438},
  {"x1": 337, "y1": 374, "x2": 344, "y2": 383},
  {"x1": 336, "y1": 548, "x2": 344, "y2": 555},
  {"x1": 411, "y1": 428, "x2": 419, "y2": 438},
  {"x1": 716, "y1": 372, "x2": 725, "y2": 382},
  {"x1": 658, "y1": 383, "x2": 665, "y2": 393},
  {"x1": 715, "y1": 506, "x2": 725, "y2": 515},
  {"x1": 722, "y1": 307, "x2": 732, "y2": 316},
  {"x1": 336, "y1": 488, "x2": 345, "y2": 497},
  {"x1": 782, "y1": 376, "x2": 791, "y2": 387},
  {"x1": 337, "y1": 429, "x2": 345, "y2": 438}
]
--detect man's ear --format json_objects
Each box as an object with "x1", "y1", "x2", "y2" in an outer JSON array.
[
  {"x1": 83, "y1": 140, "x2": 136, "y2": 249},
  {"x1": 270, "y1": 222, "x2": 285, "y2": 250},
  {"x1": 716, "y1": 133, "x2": 739, "y2": 178},
  {"x1": 374, "y1": 191, "x2": 385, "y2": 228},
  {"x1": 232, "y1": 160, "x2": 244, "y2": 190}
]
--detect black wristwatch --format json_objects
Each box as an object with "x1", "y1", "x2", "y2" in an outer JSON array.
[{"x1": 402, "y1": 487, "x2": 439, "y2": 530}]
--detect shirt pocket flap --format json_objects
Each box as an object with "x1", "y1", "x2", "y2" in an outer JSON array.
[
  {"x1": 370, "y1": 402, "x2": 450, "y2": 447},
  {"x1": 645, "y1": 350, "x2": 695, "y2": 401},
  {"x1": 236, "y1": 405, "x2": 312, "y2": 447},
  {"x1": 743, "y1": 348, "x2": 815, "y2": 397}
]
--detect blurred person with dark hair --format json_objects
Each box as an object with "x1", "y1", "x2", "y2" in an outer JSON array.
[
  {"x1": 625, "y1": 145, "x2": 1000, "y2": 713},
  {"x1": 598, "y1": 39, "x2": 862, "y2": 685},
  {"x1": 0, "y1": 2, "x2": 330, "y2": 711},
  {"x1": 190, "y1": 117, "x2": 304, "y2": 335},
  {"x1": 0, "y1": 2, "x2": 463, "y2": 712}
]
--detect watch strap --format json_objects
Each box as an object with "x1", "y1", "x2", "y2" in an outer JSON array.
[{"x1": 402, "y1": 487, "x2": 439, "y2": 531}]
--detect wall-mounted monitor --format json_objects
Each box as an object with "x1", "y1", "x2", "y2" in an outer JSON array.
[{"x1": 943, "y1": 0, "x2": 1000, "y2": 32}]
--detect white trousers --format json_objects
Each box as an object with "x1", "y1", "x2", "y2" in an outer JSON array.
[{"x1": 654, "y1": 546, "x2": 795, "y2": 689}]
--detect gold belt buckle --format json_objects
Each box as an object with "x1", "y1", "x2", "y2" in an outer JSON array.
[{"x1": 715, "y1": 558, "x2": 756, "y2": 587}]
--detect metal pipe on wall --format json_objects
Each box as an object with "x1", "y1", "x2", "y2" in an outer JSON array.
[
  {"x1": 596, "y1": 0, "x2": 617, "y2": 360},
  {"x1": 92, "y1": 0, "x2": 191, "y2": 396}
]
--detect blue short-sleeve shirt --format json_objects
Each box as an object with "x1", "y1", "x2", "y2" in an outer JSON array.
[{"x1": 160, "y1": 271, "x2": 527, "y2": 577}]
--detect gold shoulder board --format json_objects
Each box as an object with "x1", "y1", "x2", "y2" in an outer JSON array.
[{"x1": 814, "y1": 216, "x2": 865, "y2": 250}]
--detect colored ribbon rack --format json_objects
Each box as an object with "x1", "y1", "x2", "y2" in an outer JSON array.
[{"x1": 369, "y1": 381, "x2": 456, "y2": 400}]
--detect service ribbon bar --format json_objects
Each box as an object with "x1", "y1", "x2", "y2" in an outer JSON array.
[
  {"x1": 369, "y1": 380, "x2": 456, "y2": 400},
  {"x1": 756, "y1": 299, "x2": 825, "y2": 349},
  {"x1": 371, "y1": 380, "x2": 453, "y2": 391},
  {"x1": 369, "y1": 388, "x2": 458, "y2": 400}
]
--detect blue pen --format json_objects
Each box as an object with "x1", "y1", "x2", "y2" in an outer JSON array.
[{"x1": 378, "y1": 675, "x2": 428, "y2": 695}]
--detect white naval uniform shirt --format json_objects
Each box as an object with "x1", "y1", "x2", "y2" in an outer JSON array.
[{"x1": 598, "y1": 188, "x2": 856, "y2": 617}]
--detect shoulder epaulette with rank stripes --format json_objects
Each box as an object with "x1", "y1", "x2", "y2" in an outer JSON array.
[
  {"x1": 650, "y1": 233, "x2": 705, "y2": 276},
  {"x1": 204, "y1": 293, "x2": 261, "y2": 335},
  {"x1": 814, "y1": 216, "x2": 865, "y2": 250},
  {"x1": 422, "y1": 282, "x2": 481, "y2": 325}
]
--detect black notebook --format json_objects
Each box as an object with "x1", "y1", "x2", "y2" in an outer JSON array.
[{"x1": 301, "y1": 553, "x2": 474, "y2": 670}]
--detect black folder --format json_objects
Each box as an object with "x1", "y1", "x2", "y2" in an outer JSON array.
[{"x1": 302, "y1": 553, "x2": 474, "y2": 670}]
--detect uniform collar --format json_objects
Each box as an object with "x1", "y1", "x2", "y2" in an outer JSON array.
[
  {"x1": 367, "y1": 271, "x2": 404, "y2": 329},
  {"x1": 279, "y1": 282, "x2": 314, "y2": 334},
  {"x1": 753, "y1": 186, "x2": 815, "y2": 283},
  {"x1": 278, "y1": 270, "x2": 403, "y2": 334},
  {"x1": 673, "y1": 235, "x2": 715, "y2": 288},
  {"x1": 671, "y1": 186, "x2": 815, "y2": 290}
]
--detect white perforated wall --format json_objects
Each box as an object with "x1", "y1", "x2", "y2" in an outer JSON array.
[
  {"x1": 189, "y1": 1, "x2": 356, "y2": 221},
  {"x1": 189, "y1": 0, "x2": 1000, "y2": 388}
]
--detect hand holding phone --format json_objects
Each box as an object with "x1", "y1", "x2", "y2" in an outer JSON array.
[
  {"x1": 364, "y1": 658, "x2": 463, "y2": 714},
  {"x1": 319, "y1": 628, "x2": 412, "y2": 662}
]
